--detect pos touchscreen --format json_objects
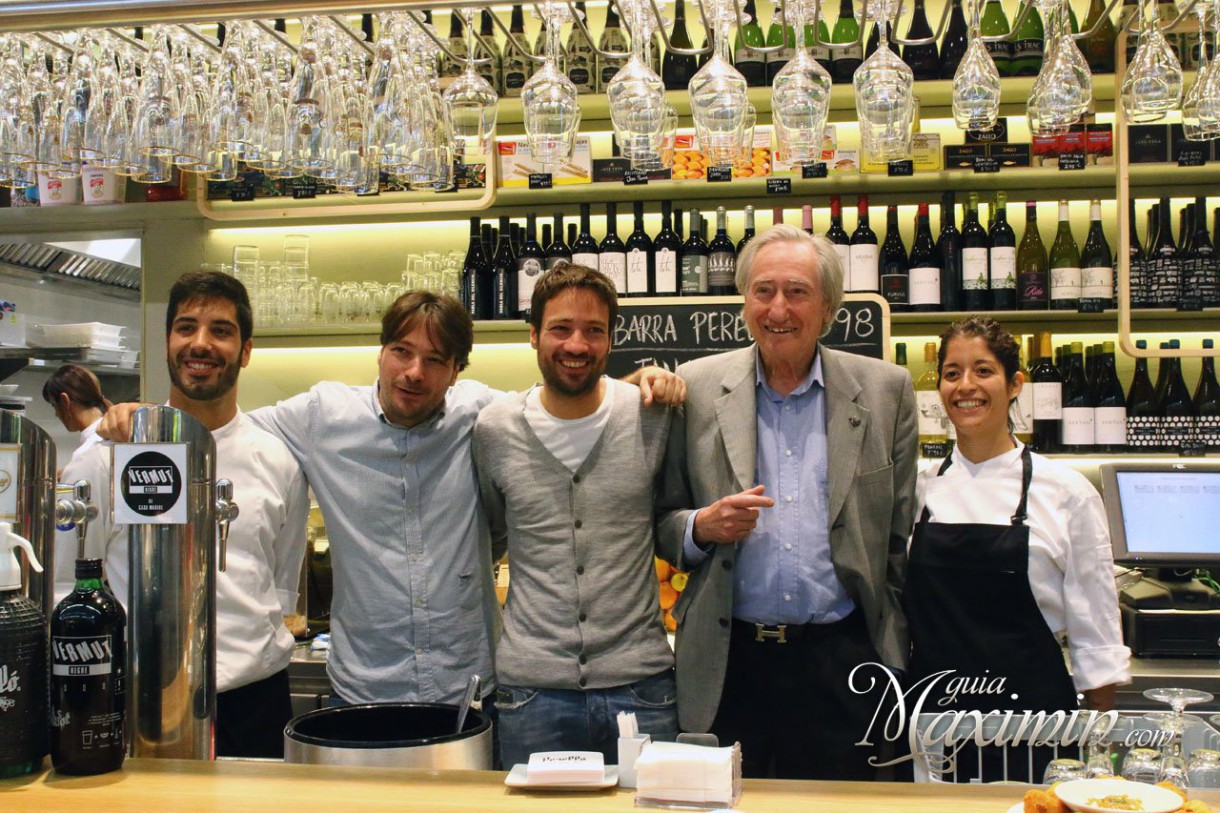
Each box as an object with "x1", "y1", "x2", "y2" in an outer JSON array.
[{"x1": 1099, "y1": 463, "x2": 1220, "y2": 568}]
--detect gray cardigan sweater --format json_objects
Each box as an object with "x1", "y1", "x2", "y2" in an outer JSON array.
[{"x1": 473, "y1": 382, "x2": 674, "y2": 690}]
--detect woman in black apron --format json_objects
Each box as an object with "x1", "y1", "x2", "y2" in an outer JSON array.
[{"x1": 904, "y1": 317, "x2": 1129, "y2": 783}]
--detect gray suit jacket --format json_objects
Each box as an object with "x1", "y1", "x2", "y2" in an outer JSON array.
[{"x1": 655, "y1": 344, "x2": 918, "y2": 733}]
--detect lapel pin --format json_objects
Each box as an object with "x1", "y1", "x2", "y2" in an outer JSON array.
[{"x1": 849, "y1": 415, "x2": 861, "y2": 427}]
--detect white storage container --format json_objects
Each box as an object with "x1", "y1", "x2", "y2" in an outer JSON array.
[
  {"x1": 28, "y1": 322, "x2": 124, "y2": 349},
  {"x1": 37, "y1": 173, "x2": 81, "y2": 207}
]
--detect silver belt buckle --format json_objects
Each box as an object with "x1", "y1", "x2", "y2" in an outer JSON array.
[{"x1": 754, "y1": 623, "x2": 787, "y2": 644}]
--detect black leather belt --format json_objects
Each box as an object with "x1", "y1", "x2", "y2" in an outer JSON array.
[{"x1": 731, "y1": 612, "x2": 859, "y2": 644}]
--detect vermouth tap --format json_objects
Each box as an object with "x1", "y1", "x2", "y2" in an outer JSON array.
[
  {"x1": 54, "y1": 480, "x2": 99, "y2": 560},
  {"x1": 214, "y1": 479, "x2": 239, "y2": 572}
]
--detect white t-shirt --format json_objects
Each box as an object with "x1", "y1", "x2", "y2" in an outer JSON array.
[
  {"x1": 523, "y1": 377, "x2": 624, "y2": 472},
  {"x1": 913, "y1": 442, "x2": 1131, "y2": 692}
]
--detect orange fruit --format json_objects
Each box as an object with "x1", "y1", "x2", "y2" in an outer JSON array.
[
  {"x1": 655, "y1": 557, "x2": 672, "y2": 582},
  {"x1": 662, "y1": 609, "x2": 677, "y2": 633},
  {"x1": 659, "y1": 581, "x2": 678, "y2": 610},
  {"x1": 670, "y1": 571, "x2": 688, "y2": 592}
]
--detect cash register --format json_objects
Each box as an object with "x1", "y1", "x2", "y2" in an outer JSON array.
[{"x1": 1100, "y1": 462, "x2": 1220, "y2": 657}]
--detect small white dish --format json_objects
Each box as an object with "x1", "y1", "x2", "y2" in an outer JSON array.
[
  {"x1": 1053, "y1": 778, "x2": 1184, "y2": 813},
  {"x1": 505, "y1": 763, "x2": 618, "y2": 790}
]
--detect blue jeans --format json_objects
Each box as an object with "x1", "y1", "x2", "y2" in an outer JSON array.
[{"x1": 495, "y1": 669, "x2": 679, "y2": 768}]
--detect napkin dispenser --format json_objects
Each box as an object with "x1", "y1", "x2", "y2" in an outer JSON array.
[{"x1": 633, "y1": 741, "x2": 743, "y2": 809}]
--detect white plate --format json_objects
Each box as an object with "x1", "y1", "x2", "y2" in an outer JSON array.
[
  {"x1": 505, "y1": 763, "x2": 618, "y2": 790},
  {"x1": 1054, "y1": 778, "x2": 1185, "y2": 813},
  {"x1": 1007, "y1": 804, "x2": 1025, "y2": 813}
]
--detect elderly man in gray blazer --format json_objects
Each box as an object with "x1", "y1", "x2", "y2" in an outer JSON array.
[{"x1": 656, "y1": 224, "x2": 917, "y2": 780}]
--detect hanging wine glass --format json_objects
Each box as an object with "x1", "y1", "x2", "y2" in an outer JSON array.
[
  {"x1": 1183, "y1": 0, "x2": 1220, "y2": 137},
  {"x1": 1122, "y1": 0, "x2": 1184, "y2": 122},
  {"x1": 0, "y1": 35, "x2": 36, "y2": 189},
  {"x1": 1027, "y1": 0, "x2": 1087, "y2": 133},
  {"x1": 129, "y1": 26, "x2": 180, "y2": 182},
  {"x1": 521, "y1": 1, "x2": 582, "y2": 165},
  {"x1": 689, "y1": 0, "x2": 750, "y2": 167},
  {"x1": 953, "y1": 0, "x2": 1002, "y2": 130},
  {"x1": 607, "y1": 0, "x2": 670, "y2": 168},
  {"x1": 58, "y1": 30, "x2": 97, "y2": 170},
  {"x1": 854, "y1": 0, "x2": 914, "y2": 160},
  {"x1": 771, "y1": 0, "x2": 833, "y2": 162},
  {"x1": 443, "y1": 7, "x2": 500, "y2": 155},
  {"x1": 285, "y1": 18, "x2": 330, "y2": 177}
]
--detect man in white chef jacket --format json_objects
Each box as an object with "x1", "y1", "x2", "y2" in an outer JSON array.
[{"x1": 94, "y1": 270, "x2": 309, "y2": 758}]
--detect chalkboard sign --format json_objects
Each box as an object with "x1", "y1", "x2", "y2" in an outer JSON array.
[{"x1": 607, "y1": 294, "x2": 890, "y2": 377}]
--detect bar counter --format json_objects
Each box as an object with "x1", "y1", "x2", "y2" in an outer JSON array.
[{"x1": 4, "y1": 760, "x2": 1220, "y2": 813}]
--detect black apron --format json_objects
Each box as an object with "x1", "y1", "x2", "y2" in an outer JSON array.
[{"x1": 905, "y1": 445, "x2": 1077, "y2": 780}]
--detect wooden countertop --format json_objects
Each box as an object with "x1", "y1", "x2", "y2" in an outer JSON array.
[{"x1": 4, "y1": 759, "x2": 1220, "y2": 813}]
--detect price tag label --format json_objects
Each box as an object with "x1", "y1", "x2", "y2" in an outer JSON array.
[
  {"x1": 1179, "y1": 440, "x2": 1207, "y2": 457},
  {"x1": 766, "y1": 177, "x2": 792, "y2": 195},
  {"x1": 623, "y1": 169, "x2": 649, "y2": 186},
  {"x1": 528, "y1": 173, "x2": 554, "y2": 189},
  {"x1": 801, "y1": 162, "x2": 828, "y2": 179},
  {"x1": 707, "y1": 165, "x2": 733, "y2": 183},
  {"x1": 228, "y1": 186, "x2": 255, "y2": 202},
  {"x1": 887, "y1": 159, "x2": 914, "y2": 177},
  {"x1": 1057, "y1": 153, "x2": 1087, "y2": 171},
  {"x1": 1178, "y1": 149, "x2": 1207, "y2": 167},
  {"x1": 973, "y1": 156, "x2": 1001, "y2": 174},
  {"x1": 920, "y1": 442, "x2": 952, "y2": 459},
  {"x1": 291, "y1": 181, "x2": 317, "y2": 199}
]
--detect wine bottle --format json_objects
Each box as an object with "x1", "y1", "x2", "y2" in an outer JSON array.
[
  {"x1": 1089, "y1": 341, "x2": 1127, "y2": 453},
  {"x1": 961, "y1": 192, "x2": 990, "y2": 311},
  {"x1": 1180, "y1": 196, "x2": 1212, "y2": 312},
  {"x1": 570, "y1": 204, "x2": 600, "y2": 269},
  {"x1": 895, "y1": 342, "x2": 908, "y2": 367},
  {"x1": 481, "y1": 223, "x2": 496, "y2": 262},
  {"x1": 810, "y1": 16, "x2": 833, "y2": 74},
  {"x1": 980, "y1": 0, "x2": 1013, "y2": 75},
  {"x1": 908, "y1": 203, "x2": 942, "y2": 312},
  {"x1": 865, "y1": 21, "x2": 901, "y2": 57},
  {"x1": 476, "y1": 10, "x2": 503, "y2": 94},
  {"x1": 988, "y1": 192, "x2": 1017, "y2": 310},
  {"x1": 939, "y1": 0, "x2": 970, "y2": 78},
  {"x1": 1210, "y1": 207, "x2": 1220, "y2": 307},
  {"x1": 734, "y1": 0, "x2": 767, "y2": 86},
  {"x1": 901, "y1": 0, "x2": 940, "y2": 79},
  {"x1": 1030, "y1": 330, "x2": 1063, "y2": 452},
  {"x1": 663, "y1": 0, "x2": 699, "y2": 90},
  {"x1": 517, "y1": 214, "x2": 546, "y2": 318},
  {"x1": 1194, "y1": 338, "x2": 1220, "y2": 451},
  {"x1": 1015, "y1": 200, "x2": 1049, "y2": 310},
  {"x1": 1126, "y1": 340, "x2": 1161, "y2": 451},
  {"x1": 738, "y1": 205, "x2": 757, "y2": 253},
  {"x1": 937, "y1": 192, "x2": 963, "y2": 311},
  {"x1": 802, "y1": 204, "x2": 815, "y2": 235},
  {"x1": 827, "y1": 195, "x2": 853, "y2": 281},
  {"x1": 597, "y1": 1, "x2": 629, "y2": 91},
  {"x1": 915, "y1": 341, "x2": 949, "y2": 456},
  {"x1": 1076, "y1": 199, "x2": 1114, "y2": 313},
  {"x1": 1013, "y1": 339, "x2": 1034, "y2": 444},
  {"x1": 675, "y1": 207, "x2": 685, "y2": 241},
  {"x1": 708, "y1": 206, "x2": 738, "y2": 295},
  {"x1": 849, "y1": 196, "x2": 879, "y2": 293},
  {"x1": 1010, "y1": 0, "x2": 1044, "y2": 76},
  {"x1": 546, "y1": 213, "x2": 572, "y2": 270},
  {"x1": 50, "y1": 558, "x2": 126, "y2": 776},
  {"x1": 1083, "y1": 0, "x2": 1118, "y2": 72},
  {"x1": 462, "y1": 217, "x2": 493, "y2": 319},
  {"x1": 1049, "y1": 200, "x2": 1081, "y2": 310},
  {"x1": 626, "y1": 201, "x2": 654, "y2": 297},
  {"x1": 772, "y1": 207, "x2": 784, "y2": 226},
  {"x1": 681, "y1": 208, "x2": 709, "y2": 295},
  {"x1": 440, "y1": 12, "x2": 466, "y2": 88},
  {"x1": 765, "y1": 0, "x2": 797, "y2": 83},
  {"x1": 566, "y1": 2, "x2": 597, "y2": 93},
  {"x1": 1160, "y1": 340, "x2": 1196, "y2": 452},
  {"x1": 880, "y1": 204, "x2": 910, "y2": 311},
  {"x1": 492, "y1": 216, "x2": 516, "y2": 320},
  {"x1": 502, "y1": 5, "x2": 531, "y2": 98},
  {"x1": 831, "y1": 0, "x2": 864, "y2": 83},
  {"x1": 600, "y1": 203, "x2": 628, "y2": 294},
  {"x1": 1147, "y1": 197, "x2": 1181, "y2": 308},
  {"x1": 654, "y1": 200, "x2": 681, "y2": 296},
  {"x1": 1130, "y1": 198, "x2": 1153, "y2": 309}
]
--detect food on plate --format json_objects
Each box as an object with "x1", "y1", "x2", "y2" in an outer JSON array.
[
  {"x1": 1086, "y1": 795, "x2": 1143, "y2": 811},
  {"x1": 1024, "y1": 787, "x2": 1069, "y2": 813},
  {"x1": 1158, "y1": 782, "x2": 1188, "y2": 803}
]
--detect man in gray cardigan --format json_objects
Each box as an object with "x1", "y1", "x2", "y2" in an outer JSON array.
[{"x1": 473, "y1": 264, "x2": 680, "y2": 768}]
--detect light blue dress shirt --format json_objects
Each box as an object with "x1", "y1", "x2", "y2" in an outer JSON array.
[
  {"x1": 249, "y1": 379, "x2": 501, "y2": 705},
  {"x1": 683, "y1": 348, "x2": 856, "y2": 625}
]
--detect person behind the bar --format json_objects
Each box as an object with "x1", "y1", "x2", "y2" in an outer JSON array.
[
  {"x1": 86, "y1": 270, "x2": 309, "y2": 759},
  {"x1": 655, "y1": 224, "x2": 917, "y2": 780},
  {"x1": 104, "y1": 289, "x2": 684, "y2": 710},
  {"x1": 473, "y1": 265, "x2": 679, "y2": 767},
  {"x1": 904, "y1": 315, "x2": 1129, "y2": 782},
  {"x1": 44, "y1": 364, "x2": 126, "y2": 605}
]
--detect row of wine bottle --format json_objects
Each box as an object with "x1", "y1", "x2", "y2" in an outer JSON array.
[
  {"x1": 434, "y1": 0, "x2": 1124, "y2": 98},
  {"x1": 904, "y1": 335, "x2": 1220, "y2": 456},
  {"x1": 460, "y1": 195, "x2": 1220, "y2": 321}
]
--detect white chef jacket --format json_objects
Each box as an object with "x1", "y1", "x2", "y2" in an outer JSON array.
[
  {"x1": 54, "y1": 409, "x2": 309, "y2": 694},
  {"x1": 913, "y1": 442, "x2": 1131, "y2": 692},
  {"x1": 53, "y1": 420, "x2": 127, "y2": 609}
]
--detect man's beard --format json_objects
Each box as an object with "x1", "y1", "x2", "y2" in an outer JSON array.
[{"x1": 169, "y1": 353, "x2": 240, "y2": 402}]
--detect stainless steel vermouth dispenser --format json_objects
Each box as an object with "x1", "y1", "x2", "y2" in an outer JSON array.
[
  {"x1": 124, "y1": 405, "x2": 237, "y2": 760},
  {"x1": 0, "y1": 408, "x2": 56, "y2": 619}
]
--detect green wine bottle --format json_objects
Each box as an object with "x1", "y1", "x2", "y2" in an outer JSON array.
[
  {"x1": 980, "y1": 0, "x2": 1013, "y2": 76},
  {"x1": 831, "y1": 0, "x2": 863, "y2": 83},
  {"x1": 1010, "y1": 0, "x2": 1044, "y2": 76},
  {"x1": 734, "y1": 0, "x2": 767, "y2": 86}
]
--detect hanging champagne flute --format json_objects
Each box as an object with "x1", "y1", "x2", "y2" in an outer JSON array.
[
  {"x1": 952, "y1": 0, "x2": 1002, "y2": 130},
  {"x1": 689, "y1": 0, "x2": 750, "y2": 168},
  {"x1": 772, "y1": 0, "x2": 833, "y2": 162},
  {"x1": 521, "y1": 1, "x2": 582, "y2": 165}
]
